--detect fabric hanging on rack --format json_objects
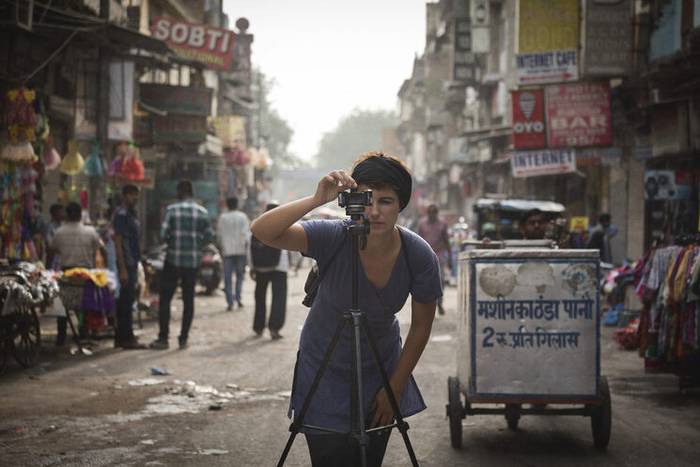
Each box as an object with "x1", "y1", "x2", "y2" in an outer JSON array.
[{"x1": 635, "y1": 245, "x2": 700, "y2": 364}]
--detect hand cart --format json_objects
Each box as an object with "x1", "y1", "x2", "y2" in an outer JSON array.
[{"x1": 446, "y1": 241, "x2": 611, "y2": 450}]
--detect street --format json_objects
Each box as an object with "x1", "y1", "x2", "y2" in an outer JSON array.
[{"x1": 1, "y1": 266, "x2": 699, "y2": 467}]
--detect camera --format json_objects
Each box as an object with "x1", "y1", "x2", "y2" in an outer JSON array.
[{"x1": 338, "y1": 189, "x2": 372, "y2": 215}]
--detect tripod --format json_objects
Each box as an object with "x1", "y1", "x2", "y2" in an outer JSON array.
[{"x1": 277, "y1": 213, "x2": 419, "y2": 467}]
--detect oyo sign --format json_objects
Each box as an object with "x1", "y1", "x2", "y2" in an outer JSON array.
[
  {"x1": 152, "y1": 16, "x2": 234, "y2": 70},
  {"x1": 511, "y1": 89, "x2": 546, "y2": 149}
]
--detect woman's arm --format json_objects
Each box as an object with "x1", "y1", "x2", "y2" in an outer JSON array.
[
  {"x1": 371, "y1": 298, "x2": 436, "y2": 428},
  {"x1": 250, "y1": 170, "x2": 356, "y2": 252}
]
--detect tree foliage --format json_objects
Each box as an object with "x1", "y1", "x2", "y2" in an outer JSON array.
[
  {"x1": 313, "y1": 109, "x2": 398, "y2": 170},
  {"x1": 255, "y1": 69, "x2": 306, "y2": 170}
]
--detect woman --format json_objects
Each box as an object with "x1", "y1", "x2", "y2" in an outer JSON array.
[{"x1": 251, "y1": 151, "x2": 442, "y2": 466}]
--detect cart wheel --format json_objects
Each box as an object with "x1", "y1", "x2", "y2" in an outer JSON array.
[
  {"x1": 447, "y1": 376, "x2": 463, "y2": 449},
  {"x1": 505, "y1": 404, "x2": 521, "y2": 430},
  {"x1": 591, "y1": 376, "x2": 611, "y2": 450},
  {"x1": 12, "y1": 306, "x2": 41, "y2": 368}
]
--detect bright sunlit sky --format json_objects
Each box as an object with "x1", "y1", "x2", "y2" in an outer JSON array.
[{"x1": 223, "y1": 0, "x2": 428, "y2": 160}]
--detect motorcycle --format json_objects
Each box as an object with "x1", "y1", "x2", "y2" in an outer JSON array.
[
  {"x1": 198, "y1": 244, "x2": 222, "y2": 295},
  {"x1": 143, "y1": 244, "x2": 221, "y2": 296}
]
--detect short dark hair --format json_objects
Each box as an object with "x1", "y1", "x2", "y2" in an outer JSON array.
[
  {"x1": 598, "y1": 213, "x2": 611, "y2": 224},
  {"x1": 522, "y1": 208, "x2": 544, "y2": 224},
  {"x1": 122, "y1": 184, "x2": 139, "y2": 196},
  {"x1": 265, "y1": 202, "x2": 279, "y2": 212},
  {"x1": 177, "y1": 179, "x2": 193, "y2": 197},
  {"x1": 66, "y1": 202, "x2": 82, "y2": 222},
  {"x1": 227, "y1": 197, "x2": 239, "y2": 210},
  {"x1": 49, "y1": 204, "x2": 64, "y2": 216}
]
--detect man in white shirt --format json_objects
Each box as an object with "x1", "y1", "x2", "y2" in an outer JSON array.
[{"x1": 217, "y1": 197, "x2": 250, "y2": 310}]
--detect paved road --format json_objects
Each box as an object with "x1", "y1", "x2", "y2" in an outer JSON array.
[{"x1": 1, "y1": 266, "x2": 699, "y2": 466}]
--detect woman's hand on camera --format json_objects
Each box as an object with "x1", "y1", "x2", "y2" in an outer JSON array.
[
  {"x1": 314, "y1": 170, "x2": 357, "y2": 206},
  {"x1": 370, "y1": 387, "x2": 401, "y2": 428}
]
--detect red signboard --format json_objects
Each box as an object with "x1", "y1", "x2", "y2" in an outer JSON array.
[
  {"x1": 511, "y1": 89, "x2": 546, "y2": 149},
  {"x1": 545, "y1": 82, "x2": 612, "y2": 148},
  {"x1": 151, "y1": 16, "x2": 235, "y2": 71}
]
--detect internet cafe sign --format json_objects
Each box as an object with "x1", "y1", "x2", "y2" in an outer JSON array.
[{"x1": 152, "y1": 16, "x2": 234, "y2": 70}]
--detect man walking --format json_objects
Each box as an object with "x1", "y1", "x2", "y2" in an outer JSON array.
[
  {"x1": 417, "y1": 203, "x2": 452, "y2": 315},
  {"x1": 217, "y1": 196, "x2": 250, "y2": 311},
  {"x1": 50, "y1": 202, "x2": 103, "y2": 345},
  {"x1": 113, "y1": 184, "x2": 146, "y2": 349},
  {"x1": 587, "y1": 213, "x2": 618, "y2": 264},
  {"x1": 250, "y1": 202, "x2": 288, "y2": 339},
  {"x1": 150, "y1": 180, "x2": 214, "y2": 350}
]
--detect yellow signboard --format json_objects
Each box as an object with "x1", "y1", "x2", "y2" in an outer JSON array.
[
  {"x1": 518, "y1": 0, "x2": 579, "y2": 53},
  {"x1": 569, "y1": 216, "x2": 589, "y2": 232}
]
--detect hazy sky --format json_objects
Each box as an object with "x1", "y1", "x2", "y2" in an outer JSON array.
[{"x1": 223, "y1": 0, "x2": 428, "y2": 160}]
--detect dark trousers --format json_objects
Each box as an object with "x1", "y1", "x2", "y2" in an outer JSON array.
[
  {"x1": 253, "y1": 271, "x2": 287, "y2": 333},
  {"x1": 305, "y1": 429, "x2": 391, "y2": 467},
  {"x1": 115, "y1": 267, "x2": 138, "y2": 343},
  {"x1": 158, "y1": 262, "x2": 197, "y2": 343}
]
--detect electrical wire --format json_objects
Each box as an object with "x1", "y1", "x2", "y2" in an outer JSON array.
[{"x1": 22, "y1": 29, "x2": 79, "y2": 84}]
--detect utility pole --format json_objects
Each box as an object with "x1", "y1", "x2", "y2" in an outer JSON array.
[{"x1": 94, "y1": 0, "x2": 110, "y2": 221}]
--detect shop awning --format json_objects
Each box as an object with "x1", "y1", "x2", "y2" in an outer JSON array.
[{"x1": 103, "y1": 24, "x2": 172, "y2": 56}]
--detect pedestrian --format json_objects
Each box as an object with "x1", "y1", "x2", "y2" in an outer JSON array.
[
  {"x1": 251, "y1": 151, "x2": 442, "y2": 467},
  {"x1": 250, "y1": 202, "x2": 288, "y2": 339},
  {"x1": 587, "y1": 213, "x2": 618, "y2": 264},
  {"x1": 217, "y1": 196, "x2": 250, "y2": 311},
  {"x1": 113, "y1": 184, "x2": 146, "y2": 349},
  {"x1": 150, "y1": 180, "x2": 214, "y2": 350},
  {"x1": 416, "y1": 203, "x2": 452, "y2": 314},
  {"x1": 49, "y1": 202, "x2": 104, "y2": 346},
  {"x1": 519, "y1": 208, "x2": 547, "y2": 240},
  {"x1": 44, "y1": 203, "x2": 65, "y2": 270}
]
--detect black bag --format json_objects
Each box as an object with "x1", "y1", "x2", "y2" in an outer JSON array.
[
  {"x1": 302, "y1": 227, "x2": 414, "y2": 307},
  {"x1": 250, "y1": 235, "x2": 281, "y2": 268},
  {"x1": 302, "y1": 235, "x2": 346, "y2": 307}
]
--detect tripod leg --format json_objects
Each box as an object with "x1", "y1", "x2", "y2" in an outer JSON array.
[
  {"x1": 350, "y1": 313, "x2": 369, "y2": 467},
  {"x1": 361, "y1": 315, "x2": 420, "y2": 467},
  {"x1": 277, "y1": 316, "x2": 347, "y2": 467}
]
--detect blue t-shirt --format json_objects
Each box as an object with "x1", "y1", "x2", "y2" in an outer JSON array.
[
  {"x1": 113, "y1": 206, "x2": 140, "y2": 270},
  {"x1": 290, "y1": 219, "x2": 442, "y2": 432}
]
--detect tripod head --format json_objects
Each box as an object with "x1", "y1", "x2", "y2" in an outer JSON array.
[{"x1": 338, "y1": 189, "x2": 372, "y2": 250}]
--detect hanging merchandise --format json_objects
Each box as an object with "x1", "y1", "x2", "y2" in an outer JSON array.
[
  {"x1": 83, "y1": 141, "x2": 105, "y2": 177},
  {"x1": 634, "y1": 240, "x2": 700, "y2": 389},
  {"x1": 60, "y1": 140, "x2": 85, "y2": 176},
  {"x1": 0, "y1": 141, "x2": 36, "y2": 163},
  {"x1": 4, "y1": 87, "x2": 37, "y2": 144},
  {"x1": 108, "y1": 141, "x2": 128, "y2": 177},
  {"x1": 42, "y1": 142, "x2": 61, "y2": 170},
  {"x1": 120, "y1": 144, "x2": 145, "y2": 181}
]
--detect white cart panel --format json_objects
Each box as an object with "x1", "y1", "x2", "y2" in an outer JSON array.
[{"x1": 457, "y1": 249, "x2": 600, "y2": 400}]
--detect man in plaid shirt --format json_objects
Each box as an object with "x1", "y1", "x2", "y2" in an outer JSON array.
[{"x1": 150, "y1": 180, "x2": 214, "y2": 350}]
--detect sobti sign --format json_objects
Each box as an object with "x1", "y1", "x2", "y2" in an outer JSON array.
[{"x1": 152, "y1": 16, "x2": 235, "y2": 70}]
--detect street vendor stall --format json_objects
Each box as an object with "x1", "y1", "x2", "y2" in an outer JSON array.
[{"x1": 447, "y1": 241, "x2": 611, "y2": 450}]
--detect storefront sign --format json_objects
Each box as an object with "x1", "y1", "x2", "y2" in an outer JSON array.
[
  {"x1": 569, "y1": 217, "x2": 589, "y2": 232},
  {"x1": 644, "y1": 170, "x2": 692, "y2": 200},
  {"x1": 140, "y1": 84, "x2": 212, "y2": 117},
  {"x1": 516, "y1": 0, "x2": 579, "y2": 85},
  {"x1": 151, "y1": 16, "x2": 235, "y2": 70},
  {"x1": 213, "y1": 115, "x2": 247, "y2": 148},
  {"x1": 511, "y1": 149, "x2": 576, "y2": 178},
  {"x1": 582, "y1": 0, "x2": 632, "y2": 77},
  {"x1": 545, "y1": 82, "x2": 612, "y2": 148},
  {"x1": 468, "y1": 253, "x2": 599, "y2": 397},
  {"x1": 512, "y1": 89, "x2": 546, "y2": 149},
  {"x1": 152, "y1": 115, "x2": 207, "y2": 143}
]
